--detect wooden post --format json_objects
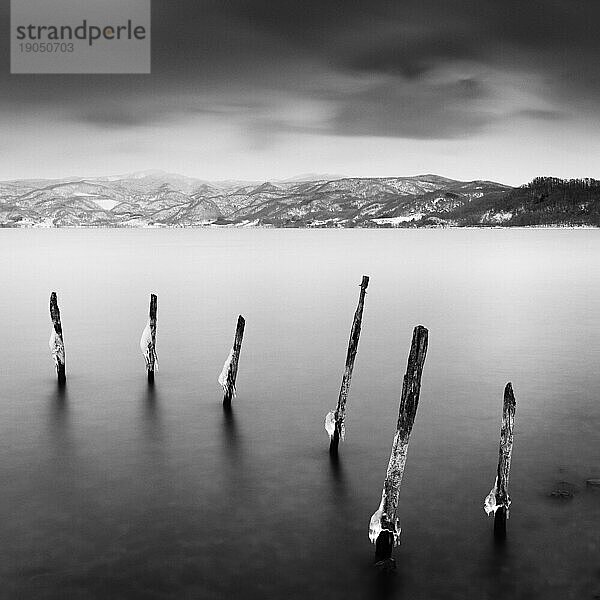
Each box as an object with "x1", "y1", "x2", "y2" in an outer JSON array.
[
  {"x1": 140, "y1": 293, "x2": 158, "y2": 382},
  {"x1": 325, "y1": 275, "x2": 369, "y2": 454},
  {"x1": 369, "y1": 325, "x2": 429, "y2": 567},
  {"x1": 484, "y1": 383, "x2": 516, "y2": 540},
  {"x1": 218, "y1": 315, "x2": 245, "y2": 407},
  {"x1": 49, "y1": 292, "x2": 66, "y2": 383}
]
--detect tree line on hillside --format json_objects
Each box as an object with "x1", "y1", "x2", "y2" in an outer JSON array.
[{"x1": 424, "y1": 177, "x2": 600, "y2": 227}]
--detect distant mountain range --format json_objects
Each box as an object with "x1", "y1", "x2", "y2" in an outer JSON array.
[{"x1": 1, "y1": 171, "x2": 599, "y2": 228}]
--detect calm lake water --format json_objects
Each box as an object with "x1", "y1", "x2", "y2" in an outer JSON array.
[{"x1": 0, "y1": 228, "x2": 598, "y2": 599}]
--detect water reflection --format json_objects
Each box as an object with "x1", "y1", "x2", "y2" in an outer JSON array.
[
  {"x1": 142, "y1": 379, "x2": 158, "y2": 413},
  {"x1": 222, "y1": 403, "x2": 241, "y2": 462},
  {"x1": 328, "y1": 451, "x2": 346, "y2": 498},
  {"x1": 50, "y1": 379, "x2": 68, "y2": 404},
  {"x1": 481, "y1": 538, "x2": 518, "y2": 600},
  {"x1": 46, "y1": 380, "x2": 70, "y2": 455},
  {"x1": 139, "y1": 381, "x2": 164, "y2": 449},
  {"x1": 371, "y1": 571, "x2": 400, "y2": 600}
]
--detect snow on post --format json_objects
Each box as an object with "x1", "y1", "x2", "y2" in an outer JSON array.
[
  {"x1": 49, "y1": 292, "x2": 66, "y2": 384},
  {"x1": 369, "y1": 325, "x2": 428, "y2": 568},
  {"x1": 140, "y1": 293, "x2": 158, "y2": 383},
  {"x1": 484, "y1": 382, "x2": 516, "y2": 540},
  {"x1": 325, "y1": 275, "x2": 369, "y2": 454},
  {"x1": 218, "y1": 315, "x2": 245, "y2": 407}
]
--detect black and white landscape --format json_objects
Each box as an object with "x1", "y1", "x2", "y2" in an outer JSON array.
[
  {"x1": 2, "y1": 1, "x2": 600, "y2": 598},
  {"x1": 2, "y1": 171, "x2": 599, "y2": 228}
]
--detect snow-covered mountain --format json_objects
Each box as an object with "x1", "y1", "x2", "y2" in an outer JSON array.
[{"x1": 5, "y1": 172, "x2": 594, "y2": 228}]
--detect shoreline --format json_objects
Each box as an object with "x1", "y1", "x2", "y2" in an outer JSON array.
[{"x1": 1, "y1": 224, "x2": 598, "y2": 230}]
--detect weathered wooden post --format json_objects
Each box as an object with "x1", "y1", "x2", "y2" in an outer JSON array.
[
  {"x1": 140, "y1": 293, "x2": 158, "y2": 383},
  {"x1": 369, "y1": 325, "x2": 429, "y2": 568},
  {"x1": 324, "y1": 275, "x2": 369, "y2": 454},
  {"x1": 49, "y1": 292, "x2": 66, "y2": 383},
  {"x1": 218, "y1": 315, "x2": 245, "y2": 407},
  {"x1": 484, "y1": 382, "x2": 516, "y2": 540}
]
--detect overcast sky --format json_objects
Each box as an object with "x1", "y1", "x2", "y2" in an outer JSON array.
[{"x1": 2, "y1": 0, "x2": 600, "y2": 184}]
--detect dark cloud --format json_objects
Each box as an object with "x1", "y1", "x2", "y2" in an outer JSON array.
[
  {"x1": 78, "y1": 103, "x2": 163, "y2": 129},
  {"x1": 3, "y1": 0, "x2": 600, "y2": 139},
  {"x1": 342, "y1": 38, "x2": 474, "y2": 81},
  {"x1": 327, "y1": 78, "x2": 494, "y2": 139},
  {"x1": 515, "y1": 109, "x2": 564, "y2": 122},
  {"x1": 76, "y1": 97, "x2": 266, "y2": 129}
]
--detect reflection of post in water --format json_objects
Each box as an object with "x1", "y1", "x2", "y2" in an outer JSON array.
[
  {"x1": 369, "y1": 325, "x2": 429, "y2": 570},
  {"x1": 484, "y1": 383, "x2": 516, "y2": 541},
  {"x1": 138, "y1": 383, "x2": 166, "y2": 468},
  {"x1": 143, "y1": 379, "x2": 158, "y2": 415},
  {"x1": 48, "y1": 382, "x2": 68, "y2": 416},
  {"x1": 328, "y1": 450, "x2": 347, "y2": 502},
  {"x1": 140, "y1": 381, "x2": 162, "y2": 427},
  {"x1": 478, "y1": 525, "x2": 518, "y2": 600},
  {"x1": 46, "y1": 382, "x2": 72, "y2": 460},
  {"x1": 221, "y1": 403, "x2": 239, "y2": 459},
  {"x1": 328, "y1": 449, "x2": 345, "y2": 482},
  {"x1": 372, "y1": 569, "x2": 400, "y2": 600}
]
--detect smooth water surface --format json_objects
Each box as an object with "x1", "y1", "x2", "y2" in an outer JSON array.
[{"x1": 0, "y1": 229, "x2": 598, "y2": 599}]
